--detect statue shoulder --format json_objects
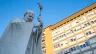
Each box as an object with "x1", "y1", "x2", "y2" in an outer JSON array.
[{"x1": 11, "y1": 18, "x2": 25, "y2": 23}]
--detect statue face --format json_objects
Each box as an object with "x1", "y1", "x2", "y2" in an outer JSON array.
[{"x1": 24, "y1": 11, "x2": 34, "y2": 22}]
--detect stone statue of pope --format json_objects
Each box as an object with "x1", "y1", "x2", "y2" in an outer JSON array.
[{"x1": 0, "y1": 10, "x2": 43, "y2": 54}]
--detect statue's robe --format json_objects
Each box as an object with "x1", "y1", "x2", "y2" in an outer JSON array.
[{"x1": 0, "y1": 18, "x2": 42, "y2": 54}]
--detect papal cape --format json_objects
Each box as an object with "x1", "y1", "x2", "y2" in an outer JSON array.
[{"x1": 0, "y1": 18, "x2": 42, "y2": 54}]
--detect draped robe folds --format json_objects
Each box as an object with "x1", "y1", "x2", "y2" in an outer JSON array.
[{"x1": 0, "y1": 18, "x2": 43, "y2": 54}]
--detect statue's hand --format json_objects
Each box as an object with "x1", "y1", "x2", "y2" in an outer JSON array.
[{"x1": 37, "y1": 16, "x2": 43, "y2": 27}]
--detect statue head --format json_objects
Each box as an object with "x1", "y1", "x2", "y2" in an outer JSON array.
[{"x1": 24, "y1": 10, "x2": 35, "y2": 22}]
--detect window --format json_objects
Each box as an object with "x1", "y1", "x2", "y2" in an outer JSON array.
[
  {"x1": 94, "y1": 20, "x2": 96, "y2": 22},
  {"x1": 58, "y1": 44, "x2": 60, "y2": 47},
  {"x1": 42, "y1": 50, "x2": 46, "y2": 54},
  {"x1": 64, "y1": 23, "x2": 71, "y2": 31},
  {"x1": 80, "y1": 42, "x2": 89, "y2": 48},
  {"x1": 76, "y1": 33, "x2": 84, "y2": 40},
  {"x1": 73, "y1": 47, "x2": 76, "y2": 51},
  {"x1": 70, "y1": 30, "x2": 74, "y2": 33},
  {"x1": 71, "y1": 48, "x2": 73, "y2": 52},
  {"x1": 61, "y1": 43, "x2": 63, "y2": 46},
  {"x1": 64, "y1": 49, "x2": 70, "y2": 54},
  {"x1": 72, "y1": 26, "x2": 82, "y2": 33},
  {"x1": 66, "y1": 30, "x2": 73, "y2": 35},
  {"x1": 91, "y1": 21, "x2": 94, "y2": 24},
  {"x1": 71, "y1": 20, "x2": 79, "y2": 27},
  {"x1": 79, "y1": 16, "x2": 87, "y2": 23},
  {"x1": 70, "y1": 46, "x2": 78, "y2": 52},
  {"x1": 91, "y1": 18, "x2": 96, "y2": 24},
  {"x1": 82, "y1": 22, "x2": 91, "y2": 28},
  {"x1": 85, "y1": 29, "x2": 95, "y2": 36},
  {"x1": 86, "y1": 31, "x2": 92, "y2": 35},
  {"x1": 54, "y1": 44, "x2": 61, "y2": 49},
  {"x1": 85, "y1": 41, "x2": 89, "y2": 46},
  {"x1": 83, "y1": 44, "x2": 86, "y2": 47},
  {"x1": 86, "y1": 22, "x2": 91, "y2": 26},
  {"x1": 86, "y1": 11, "x2": 96, "y2": 19},
  {"x1": 63, "y1": 34, "x2": 66, "y2": 36},
  {"x1": 53, "y1": 33, "x2": 67, "y2": 42},
  {"x1": 80, "y1": 45, "x2": 83, "y2": 48},
  {"x1": 53, "y1": 37, "x2": 58, "y2": 41},
  {"x1": 70, "y1": 37, "x2": 76, "y2": 42}
]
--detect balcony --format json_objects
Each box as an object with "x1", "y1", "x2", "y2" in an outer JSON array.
[
  {"x1": 42, "y1": 36, "x2": 45, "y2": 42},
  {"x1": 42, "y1": 42, "x2": 46, "y2": 48}
]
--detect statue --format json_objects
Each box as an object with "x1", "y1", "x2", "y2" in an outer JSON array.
[{"x1": 0, "y1": 2, "x2": 43, "y2": 54}]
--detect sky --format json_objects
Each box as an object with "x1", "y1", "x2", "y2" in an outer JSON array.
[{"x1": 0, "y1": 0, "x2": 96, "y2": 38}]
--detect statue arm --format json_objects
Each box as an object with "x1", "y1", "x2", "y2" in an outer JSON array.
[
  {"x1": 33, "y1": 16, "x2": 43, "y2": 43},
  {"x1": 37, "y1": 16, "x2": 43, "y2": 27},
  {"x1": 36, "y1": 16, "x2": 43, "y2": 43},
  {"x1": 33, "y1": 16, "x2": 43, "y2": 28},
  {"x1": 32, "y1": 26, "x2": 43, "y2": 43}
]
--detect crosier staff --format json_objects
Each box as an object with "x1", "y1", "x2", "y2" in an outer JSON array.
[
  {"x1": 37, "y1": 2, "x2": 43, "y2": 27},
  {"x1": 38, "y1": 2, "x2": 43, "y2": 16},
  {"x1": 35, "y1": 2, "x2": 43, "y2": 44}
]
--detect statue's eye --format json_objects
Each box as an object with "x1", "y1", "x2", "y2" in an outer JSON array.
[{"x1": 29, "y1": 15, "x2": 32, "y2": 17}]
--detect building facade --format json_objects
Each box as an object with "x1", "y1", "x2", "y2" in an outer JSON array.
[
  {"x1": 42, "y1": 3, "x2": 96, "y2": 54},
  {"x1": 42, "y1": 33, "x2": 46, "y2": 54}
]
